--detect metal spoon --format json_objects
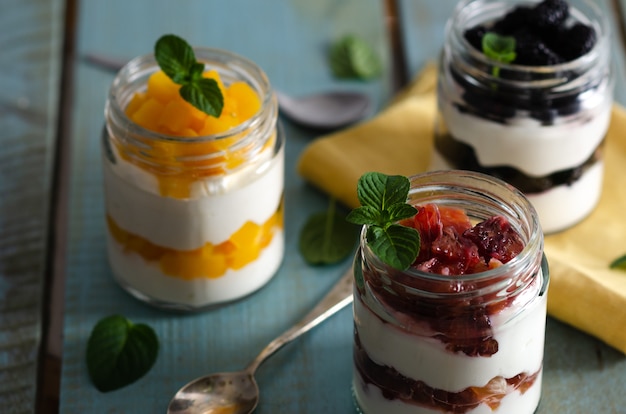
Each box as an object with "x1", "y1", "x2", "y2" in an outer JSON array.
[
  {"x1": 166, "y1": 267, "x2": 353, "y2": 414},
  {"x1": 83, "y1": 53, "x2": 372, "y2": 130}
]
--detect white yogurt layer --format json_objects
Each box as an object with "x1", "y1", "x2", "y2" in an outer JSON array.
[
  {"x1": 430, "y1": 151, "x2": 604, "y2": 233},
  {"x1": 104, "y1": 144, "x2": 284, "y2": 250},
  {"x1": 353, "y1": 368, "x2": 543, "y2": 414},
  {"x1": 106, "y1": 230, "x2": 284, "y2": 309},
  {"x1": 353, "y1": 270, "x2": 546, "y2": 413},
  {"x1": 440, "y1": 99, "x2": 611, "y2": 177},
  {"x1": 527, "y1": 160, "x2": 603, "y2": 233}
]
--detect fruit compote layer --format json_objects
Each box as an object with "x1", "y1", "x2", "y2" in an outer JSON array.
[
  {"x1": 104, "y1": 67, "x2": 284, "y2": 309},
  {"x1": 434, "y1": 0, "x2": 613, "y2": 233},
  {"x1": 353, "y1": 204, "x2": 546, "y2": 414}
]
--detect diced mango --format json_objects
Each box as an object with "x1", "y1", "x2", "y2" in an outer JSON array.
[
  {"x1": 230, "y1": 222, "x2": 262, "y2": 248},
  {"x1": 227, "y1": 82, "x2": 261, "y2": 120},
  {"x1": 121, "y1": 68, "x2": 265, "y2": 198},
  {"x1": 131, "y1": 98, "x2": 165, "y2": 131},
  {"x1": 159, "y1": 100, "x2": 194, "y2": 134},
  {"x1": 147, "y1": 70, "x2": 180, "y2": 104},
  {"x1": 126, "y1": 92, "x2": 147, "y2": 118},
  {"x1": 106, "y1": 200, "x2": 282, "y2": 280}
]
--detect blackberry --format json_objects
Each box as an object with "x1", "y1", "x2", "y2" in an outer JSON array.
[
  {"x1": 464, "y1": 25, "x2": 487, "y2": 51},
  {"x1": 513, "y1": 29, "x2": 563, "y2": 65},
  {"x1": 560, "y1": 23, "x2": 597, "y2": 60},
  {"x1": 530, "y1": 0, "x2": 569, "y2": 31},
  {"x1": 492, "y1": 6, "x2": 532, "y2": 35}
]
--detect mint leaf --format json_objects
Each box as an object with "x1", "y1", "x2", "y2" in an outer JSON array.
[
  {"x1": 299, "y1": 199, "x2": 358, "y2": 265},
  {"x1": 482, "y1": 32, "x2": 516, "y2": 64},
  {"x1": 610, "y1": 254, "x2": 626, "y2": 271},
  {"x1": 346, "y1": 205, "x2": 382, "y2": 226},
  {"x1": 154, "y1": 34, "x2": 197, "y2": 83},
  {"x1": 86, "y1": 315, "x2": 159, "y2": 392},
  {"x1": 180, "y1": 79, "x2": 224, "y2": 118},
  {"x1": 367, "y1": 224, "x2": 421, "y2": 271},
  {"x1": 154, "y1": 34, "x2": 223, "y2": 117},
  {"x1": 387, "y1": 203, "x2": 420, "y2": 223},
  {"x1": 347, "y1": 172, "x2": 419, "y2": 270},
  {"x1": 329, "y1": 34, "x2": 382, "y2": 80},
  {"x1": 356, "y1": 172, "x2": 411, "y2": 213}
]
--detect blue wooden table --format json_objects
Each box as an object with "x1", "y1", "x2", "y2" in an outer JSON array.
[
  {"x1": 1, "y1": 0, "x2": 626, "y2": 413},
  {"x1": 60, "y1": 1, "x2": 390, "y2": 413}
]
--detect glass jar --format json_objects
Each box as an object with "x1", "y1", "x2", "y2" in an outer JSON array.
[
  {"x1": 352, "y1": 170, "x2": 549, "y2": 414},
  {"x1": 433, "y1": 0, "x2": 614, "y2": 233},
  {"x1": 102, "y1": 48, "x2": 284, "y2": 311}
]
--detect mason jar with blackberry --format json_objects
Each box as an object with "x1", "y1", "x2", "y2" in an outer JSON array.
[{"x1": 433, "y1": 0, "x2": 614, "y2": 233}]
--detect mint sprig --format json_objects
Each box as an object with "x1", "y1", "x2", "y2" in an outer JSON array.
[
  {"x1": 154, "y1": 34, "x2": 224, "y2": 117},
  {"x1": 482, "y1": 32, "x2": 516, "y2": 77},
  {"x1": 86, "y1": 315, "x2": 159, "y2": 392},
  {"x1": 346, "y1": 172, "x2": 420, "y2": 270},
  {"x1": 329, "y1": 34, "x2": 382, "y2": 80},
  {"x1": 299, "y1": 199, "x2": 358, "y2": 265}
]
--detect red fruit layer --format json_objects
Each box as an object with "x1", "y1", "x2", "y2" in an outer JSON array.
[
  {"x1": 402, "y1": 204, "x2": 524, "y2": 275},
  {"x1": 354, "y1": 330, "x2": 541, "y2": 413},
  {"x1": 366, "y1": 204, "x2": 529, "y2": 356}
]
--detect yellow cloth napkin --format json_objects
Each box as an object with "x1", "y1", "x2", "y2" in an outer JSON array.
[{"x1": 297, "y1": 63, "x2": 626, "y2": 354}]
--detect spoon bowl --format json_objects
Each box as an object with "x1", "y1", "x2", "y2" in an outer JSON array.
[
  {"x1": 166, "y1": 268, "x2": 353, "y2": 414},
  {"x1": 167, "y1": 371, "x2": 258, "y2": 414},
  {"x1": 275, "y1": 90, "x2": 372, "y2": 130},
  {"x1": 83, "y1": 53, "x2": 372, "y2": 130}
]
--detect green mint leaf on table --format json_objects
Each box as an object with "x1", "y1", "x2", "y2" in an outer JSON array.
[
  {"x1": 609, "y1": 254, "x2": 626, "y2": 271},
  {"x1": 346, "y1": 172, "x2": 420, "y2": 271},
  {"x1": 329, "y1": 34, "x2": 382, "y2": 80},
  {"x1": 299, "y1": 199, "x2": 358, "y2": 265},
  {"x1": 86, "y1": 315, "x2": 159, "y2": 392},
  {"x1": 154, "y1": 34, "x2": 224, "y2": 117}
]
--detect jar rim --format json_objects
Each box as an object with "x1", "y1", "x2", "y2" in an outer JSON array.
[
  {"x1": 360, "y1": 170, "x2": 544, "y2": 287},
  {"x1": 106, "y1": 46, "x2": 276, "y2": 144}
]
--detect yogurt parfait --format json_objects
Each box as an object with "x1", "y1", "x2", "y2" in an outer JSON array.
[
  {"x1": 103, "y1": 37, "x2": 284, "y2": 311},
  {"x1": 434, "y1": 0, "x2": 613, "y2": 233},
  {"x1": 351, "y1": 171, "x2": 548, "y2": 414}
]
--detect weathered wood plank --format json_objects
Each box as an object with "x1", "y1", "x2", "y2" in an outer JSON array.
[{"x1": 0, "y1": 0, "x2": 65, "y2": 412}]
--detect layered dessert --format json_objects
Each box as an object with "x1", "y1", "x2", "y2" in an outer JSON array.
[
  {"x1": 103, "y1": 57, "x2": 284, "y2": 310},
  {"x1": 353, "y1": 204, "x2": 547, "y2": 414},
  {"x1": 434, "y1": 0, "x2": 613, "y2": 233}
]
